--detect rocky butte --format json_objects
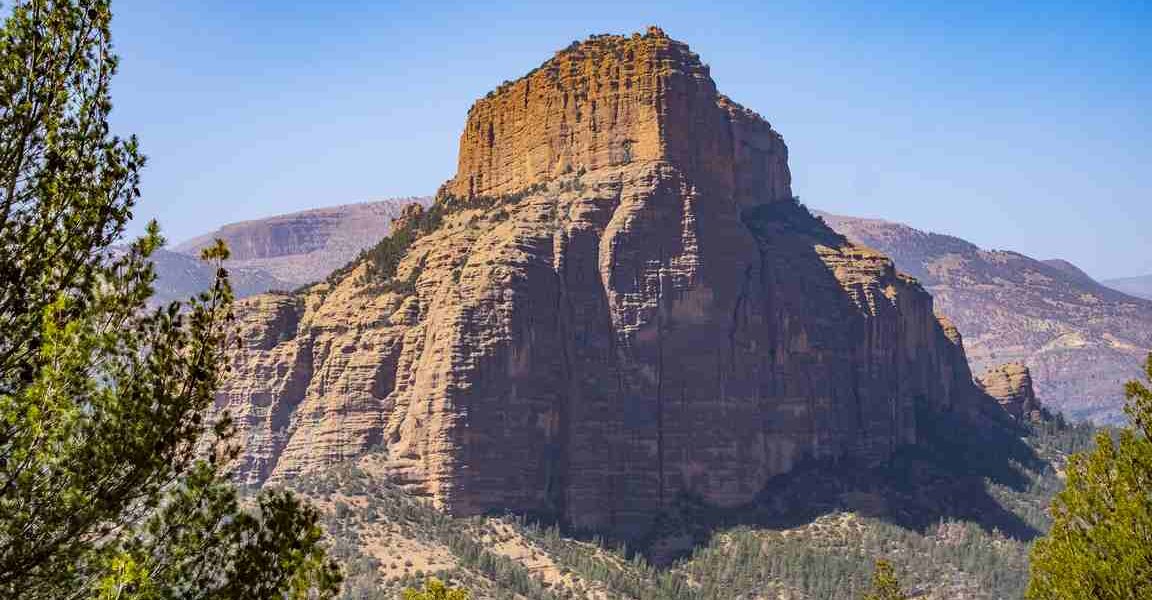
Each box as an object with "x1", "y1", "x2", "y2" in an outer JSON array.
[
  {"x1": 977, "y1": 363, "x2": 1043, "y2": 423},
  {"x1": 217, "y1": 28, "x2": 1011, "y2": 540}
]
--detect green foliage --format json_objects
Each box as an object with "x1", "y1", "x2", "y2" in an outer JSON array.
[
  {"x1": 402, "y1": 577, "x2": 470, "y2": 600},
  {"x1": 1027, "y1": 353, "x2": 1152, "y2": 599},
  {"x1": 1029, "y1": 412, "x2": 1100, "y2": 456},
  {"x1": 863, "y1": 559, "x2": 908, "y2": 600},
  {"x1": 303, "y1": 457, "x2": 1043, "y2": 600},
  {"x1": 666, "y1": 517, "x2": 1029, "y2": 600},
  {"x1": 0, "y1": 1, "x2": 338, "y2": 596},
  {"x1": 985, "y1": 414, "x2": 1101, "y2": 533},
  {"x1": 365, "y1": 203, "x2": 444, "y2": 284}
]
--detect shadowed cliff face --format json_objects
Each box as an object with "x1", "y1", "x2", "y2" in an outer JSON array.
[{"x1": 216, "y1": 28, "x2": 1008, "y2": 542}]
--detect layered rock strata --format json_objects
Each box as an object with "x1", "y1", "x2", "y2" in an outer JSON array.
[{"x1": 217, "y1": 28, "x2": 1000, "y2": 538}]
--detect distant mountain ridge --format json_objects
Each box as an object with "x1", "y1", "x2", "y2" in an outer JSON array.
[
  {"x1": 175, "y1": 197, "x2": 430, "y2": 285},
  {"x1": 146, "y1": 197, "x2": 429, "y2": 304},
  {"x1": 1041, "y1": 259, "x2": 1101, "y2": 288},
  {"x1": 1103, "y1": 274, "x2": 1152, "y2": 300},
  {"x1": 146, "y1": 247, "x2": 294, "y2": 305},
  {"x1": 819, "y1": 211, "x2": 1152, "y2": 423}
]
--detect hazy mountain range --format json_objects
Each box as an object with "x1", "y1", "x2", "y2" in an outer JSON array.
[
  {"x1": 1101, "y1": 274, "x2": 1152, "y2": 300},
  {"x1": 148, "y1": 198, "x2": 427, "y2": 304},
  {"x1": 819, "y1": 212, "x2": 1152, "y2": 423},
  {"x1": 146, "y1": 247, "x2": 294, "y2": 304}
]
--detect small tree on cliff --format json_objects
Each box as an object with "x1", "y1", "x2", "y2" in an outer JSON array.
[
  {"x1": 1027, "y1": 352, "x2": 1152, "y2": 599},
  {"x1": 863, "y1": 559, "x2": 908, "y2": 600},
  {"x1": 0, "y1": 1, "x2": 339, "y2": 597}
]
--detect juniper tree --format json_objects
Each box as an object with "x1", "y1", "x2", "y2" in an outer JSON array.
[
  {"x1": 0, "y1": 0, "x2": 339, "y2": 597},
  {"x1": 1027, "y1": 353, "x2": 1152, "y2": 599}
]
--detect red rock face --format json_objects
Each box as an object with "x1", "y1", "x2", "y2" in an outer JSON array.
[{"x1": 217, "y1": 29, "x2": 998, "y2": 540}]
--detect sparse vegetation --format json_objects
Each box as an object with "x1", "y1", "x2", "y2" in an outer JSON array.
[
  {"x1": 291, "y1": 411, "x2": 1091, "y2": 600},
  {"x1": 293, "y1": 464, "x2": 558, "y2": 600},
  {"x1": 402, "y1": 578, "x2": 470, "y2": 600},
  {"x1": 325, "y1": 182, "x2": 550, "y2": 290}
]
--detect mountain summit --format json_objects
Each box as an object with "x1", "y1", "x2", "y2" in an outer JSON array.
[{"x1": 217, "y1": 29, "x2": 1006, "y2": 541}]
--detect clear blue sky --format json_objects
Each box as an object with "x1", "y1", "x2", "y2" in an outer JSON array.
[{"x1": 109, "y1": 0, "x2": 1151, "y2": 279}]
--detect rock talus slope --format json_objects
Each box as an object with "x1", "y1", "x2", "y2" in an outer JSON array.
[{"x1": 218, "y1": 28, "x2": 1000, "y2": 539}]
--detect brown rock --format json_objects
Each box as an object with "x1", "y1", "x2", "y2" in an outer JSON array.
[
  {"x1": 217, "y1": 29, "x2": 998, "y2": 539},
  {"x1": 977, "y1": 363, "x2": 1043, "y2": 422}
]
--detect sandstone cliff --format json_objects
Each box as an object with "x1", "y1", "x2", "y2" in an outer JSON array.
[
  {"x1": 217, "y1": 28, "x2": 1001, "y2": 539},
  {"x1": 821, "y1": 211, "x2": 1152, "y2": 423}
]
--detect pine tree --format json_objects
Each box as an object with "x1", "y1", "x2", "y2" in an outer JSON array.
[
  {"x1": 863, "y1": 559, "x2": 908, "y2": 600},
  {"x1": 1027, "y1": 353, "x2": 1152, "y2": 599},
  {"x1": 0, "y1": 1, "x2": 340, "y2": 597}
]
